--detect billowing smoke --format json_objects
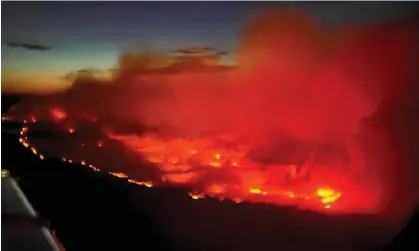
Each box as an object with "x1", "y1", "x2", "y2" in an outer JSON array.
[{"x1": 8, "y1": 8, "x2": 419, "y2": 231}]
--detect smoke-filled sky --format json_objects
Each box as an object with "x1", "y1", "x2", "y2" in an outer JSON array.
[{"x1": 1, "y1": 1, "x2": 418, "y2": 93}]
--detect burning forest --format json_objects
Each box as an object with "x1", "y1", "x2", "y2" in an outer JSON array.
[{"x1": 4, "y1": 8, "x2": 419, "y2": 233}]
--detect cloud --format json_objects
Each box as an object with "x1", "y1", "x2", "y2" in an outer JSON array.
[
  {"x1": 175, "y1": 46, "x2": 216, "y2": 54},
  {"x1": 77, "y1": 67, "x2": 104, "y2": 76},
  {"x1": 171, "y1": 46, "x2": 226, "y2": 59},
  {"x1": 62, "y1": 68, "x2": 110, "y2": 82},
  {"x1": 111, "y1": 49, "x2": 233, "y2": 79},
  {"x1": 5, "y1": 42, "x2": 51, "y2": 51}
]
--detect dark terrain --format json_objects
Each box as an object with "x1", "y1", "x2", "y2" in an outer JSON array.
[{"x1": 1, "y1": 94, "x2": 418, "y2": 251}]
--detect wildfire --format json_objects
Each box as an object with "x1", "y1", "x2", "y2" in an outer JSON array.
[
  {"x1": 315, "y1": 188, "x2": 342, "y2": 204},
  {"x1": 11, "y1": 117, "x2": 346, "y2": 212},
  {"x1": 50, "y1": 107, "x2": 68, "y2": 122},
  {"x1": 13, "y1": 121, "x2": 154, "y2": 194},
  {"x1": 110, "y1": 172, "x2": 128, "y2": 179},
  {"x1": 107, "y1": 133, "x2": 345, "y2": 210}
]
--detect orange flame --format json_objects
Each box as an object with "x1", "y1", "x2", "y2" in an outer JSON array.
[{"x1": 107, "y1": 132, "x2": 346, "y2": 211}]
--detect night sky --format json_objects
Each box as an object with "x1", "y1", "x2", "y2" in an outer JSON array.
[{"x1": 2, "y1": 1, "x2": 418, "y2": 93}]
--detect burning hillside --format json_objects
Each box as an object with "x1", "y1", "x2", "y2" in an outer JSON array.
[{"x1": 5, "y1": 8, "x2": 419, "y2": 231}]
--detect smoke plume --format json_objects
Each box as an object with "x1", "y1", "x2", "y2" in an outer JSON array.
[{"x1": 8, "y1": 8, "x2": 419, "y2": 231}]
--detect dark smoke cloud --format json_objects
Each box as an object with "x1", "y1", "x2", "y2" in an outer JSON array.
[{"x1": 4, "y1": 42, "x2": 51, "y2": 51}]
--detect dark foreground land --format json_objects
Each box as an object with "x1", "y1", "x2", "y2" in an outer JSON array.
[{"x1": 1, "y1": 95, "x2": 419, "y2": 251}]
